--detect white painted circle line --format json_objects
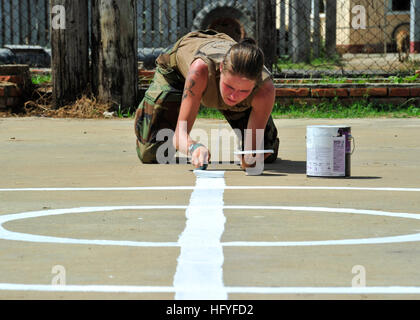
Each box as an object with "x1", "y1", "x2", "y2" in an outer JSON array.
[
  {"x1": 1, "y1": 186, "x2": 419, "y2": 192},
  {"x1": 2, "y1": 170, "x2": 420, "y2": 297},
  {"x1": 1, "y1": 205, "x2": 420, "y2": 247},
  {"x1": 1, "y1": 283, "x2": 420, "y2": 295}
]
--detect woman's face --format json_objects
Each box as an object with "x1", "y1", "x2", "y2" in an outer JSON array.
[{"x1": 219, "y1": 65, "x2": 256, "y2": 106}]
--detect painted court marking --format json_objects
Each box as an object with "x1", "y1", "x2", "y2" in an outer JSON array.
[
  {"x1": 173, "y1": 170, "x2": 227, "y2": 300},
  {"x1": 1, "y1": 283, "x2": 420, "y2": 295},
  {"x1": 1, "y1": 206, "x2": 420, "y2": 247},
  {"x1": 1, "y1": 186, "x2": 420, "y2": 192},
  {"x1": 1, "y1": 171, "x2": 420, "y2": 297}
]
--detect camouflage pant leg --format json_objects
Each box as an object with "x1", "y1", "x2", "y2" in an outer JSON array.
[
  {"x1": 134, "y1": 68, "x2": 183, "y2": 164},
  {"x1": 220, "y1": 108, "x2": 280, "y2": 163}
]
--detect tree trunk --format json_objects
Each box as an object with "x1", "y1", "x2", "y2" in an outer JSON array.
[
  {"x1": 91, "y1": 0, "x2": 138, "y2": 112},
  {"x1": 325, "y1": 0, "x2": 337, "y2": 57},
  {"x1": 278, "y1": 0, "x2": 286, "y2": 56},
  {"x1": 51, "y1": 0, "x2": 89, "y2": 108},
  {"x1": 313, "y1": 0, "x2": 321, "y2": 58},
  {"x1": 290, "y1": 0, "x2": 311, "y2": 63},
  {"x1": 256, "y1": 0, "x2": 276, "y2": 72}
]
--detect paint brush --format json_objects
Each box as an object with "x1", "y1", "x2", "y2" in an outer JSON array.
[{"x1": 234, "y1": 150, "x2": 274, "y2": 155}]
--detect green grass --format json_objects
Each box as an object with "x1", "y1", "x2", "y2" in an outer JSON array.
[
  {"x1": 31, "y1": 74, "x2": 51, "y2": 85},
  {"x1": 117, "y1": 105, "x2": 135, "y2": 118},
  {"x1": 388, "y1": 73, "x2": 419, "y2": 83},
  {"x1": 197, "y1": 107, "x2": 224, "y2": 119},
  {"x1": 276, "y1": 51, "x2": 344, "y2": 71},
  {"x1": 85, "y1": 102, "x2": 420, "y2": 119},
  {"x1": 196, "y1": 100, "x2": 420, "y2": 119},
  {"x1": 270, "y1": 100, "x2": 420, "y2": 119}
]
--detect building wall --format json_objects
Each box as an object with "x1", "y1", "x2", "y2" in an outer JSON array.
[{"x1": 342, "y1": 0, "x2": 410, "y2": 53}]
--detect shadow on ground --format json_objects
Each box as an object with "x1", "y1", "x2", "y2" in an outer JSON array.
[{"x1": 264, "y1": 159, "x2": 382, "y2": 180}]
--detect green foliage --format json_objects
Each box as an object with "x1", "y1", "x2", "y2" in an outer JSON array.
[
  {"x1": 272, "y1": 100, "x2": 420, "y2": 119},
  {"x1": 388, "y1": 73, "x2": 419, "y2": 83},
  {"x1": 117, "y1": 105, "x2": 134, "y2": 118},
  {"x1": 197, "y1": 107, "x2": 224, "y2": 119},
  {"x1": 31, "y1": 74, "x2": 51, "y2": 85}
]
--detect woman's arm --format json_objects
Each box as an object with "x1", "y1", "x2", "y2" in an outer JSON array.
[
  {"x1": 242, "y1": 79, "x2": 276, "y2": 168},
  {"x1": 173, "y1": 58, "x2": 210, "y2": 168}
]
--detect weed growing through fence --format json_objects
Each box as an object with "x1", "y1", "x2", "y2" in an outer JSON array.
[
  {"x1": 31, "y1": 74, "x2": 51, "y2": 85},
  {"x1": 117, "y1": 105, "x2": 134, "y2": 118}
]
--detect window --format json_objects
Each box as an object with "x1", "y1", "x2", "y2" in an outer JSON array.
[{"x1": 391, "y1": 0, "x2": 410, "y2": 11}]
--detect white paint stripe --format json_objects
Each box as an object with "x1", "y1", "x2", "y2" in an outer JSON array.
[
  {"x1": 225, "y1": 286, "x2": 420, "y2": 295},
  {"x1": 1, "y1": 186, "x2": 419, "y2": 192},
  {"x1": 173, "y1": 170, "x2": 227, "y2": 300},
  {"x1": 0, "y1": 187, "x2": 195, "y2": 192},
  {"x1": 1, "y1": 283, "x2": 420, "y2": 295},
  {"x1": 1, "y1": 205, "x2": 420, "y2": 247},
  {"x1": 0, "y1": 283, "x2": 175, "y2": 293}
]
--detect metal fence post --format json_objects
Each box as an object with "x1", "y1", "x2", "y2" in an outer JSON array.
[{"x1": 411, "y1": 0, "x2": 420, "y2": 53}]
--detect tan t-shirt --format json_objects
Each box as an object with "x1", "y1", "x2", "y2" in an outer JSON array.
[{"x1": 174, "y1": 31, "x2": 272, "y2": 112}]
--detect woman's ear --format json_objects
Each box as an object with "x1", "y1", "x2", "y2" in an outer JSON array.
[{"x1": 219, "y1": 63, "x2": 223, "y2": 73}]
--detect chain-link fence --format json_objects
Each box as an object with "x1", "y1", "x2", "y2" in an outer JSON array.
[
  {"x1": 277, "y1": 0, "x2": 420, "y2": 77},
  {"x1": 0, "y1": 0, "x2": 50, "y2": 47},
  {"x1": 1, "y1": 0, "x2": 420, "y2": 76}
]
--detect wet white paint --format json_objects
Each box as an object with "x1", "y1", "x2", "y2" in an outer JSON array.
[
  {"x1": 1, "y1": 186, "x2": 420, "y2": 192},
  {"x1": 1, "y1": 283, "x2": 420, "y2": 295},
  {"x1": 1, "y1": 206, "x2": 420, "y2": 247},
  {"x1": 1, "y1": 173, "x2": 420, "y2": 296},
  {"x1": 173, "y1": 170, "x2": 227, "y2": 300}
]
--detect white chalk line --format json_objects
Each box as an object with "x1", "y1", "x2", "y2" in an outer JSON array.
[
  {"x1": 1, "y1": 186, "x2": 420, "y2": 192},
  {"x1": 1, "y1": 283, "x2": 420, "y2": 295},
  {"x1": 1, "y1": 205, "x2": 420, "y2": 247}
]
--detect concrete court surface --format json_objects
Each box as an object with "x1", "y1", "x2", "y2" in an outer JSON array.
[{"x1": 0, "y1": 116, "x2": 420, "y2": 300}]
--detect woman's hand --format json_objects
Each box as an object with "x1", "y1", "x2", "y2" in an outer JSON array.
[
  {"x1": 191, "y1": 144, "x2": 211, "y2": 169},
  {"x1": 240, "y1": 153, "x2": 273, "y2": 170}
]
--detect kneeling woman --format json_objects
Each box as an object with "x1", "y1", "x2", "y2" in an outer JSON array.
[{"x1": 134, "y1": 30, "x2": 279, "y2": 170}]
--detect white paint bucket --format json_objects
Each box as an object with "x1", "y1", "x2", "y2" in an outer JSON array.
[{"x1": 306, "y1": 125, "x2": 353, "y2": 177}]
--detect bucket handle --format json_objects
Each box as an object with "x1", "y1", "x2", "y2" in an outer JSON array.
[{"x1": 349, "y1": 135, "x2": 356, "y2": 155}]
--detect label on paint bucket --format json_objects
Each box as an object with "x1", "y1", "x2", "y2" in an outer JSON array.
[
  {"x1": 332, "y1": 137, "x2": 346, "y2": 173},
  {"x1": 306, "y1": 126, "x2": 350, "y2": 177}
]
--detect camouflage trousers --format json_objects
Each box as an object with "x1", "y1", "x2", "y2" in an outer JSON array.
[{"x1": 134, "y1": 66, "x2": 279, "y2": 164}]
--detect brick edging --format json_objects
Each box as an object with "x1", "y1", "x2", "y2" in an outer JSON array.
[
  {"x1": 274, "y1": 83, "x2": 420, "y2": 107},
  {"x1": 0, "y1": 65, "x2": 31, "y2": 110},
  {"x1": 275, "y1": 86, "x2": 420, "y2": 98}
]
